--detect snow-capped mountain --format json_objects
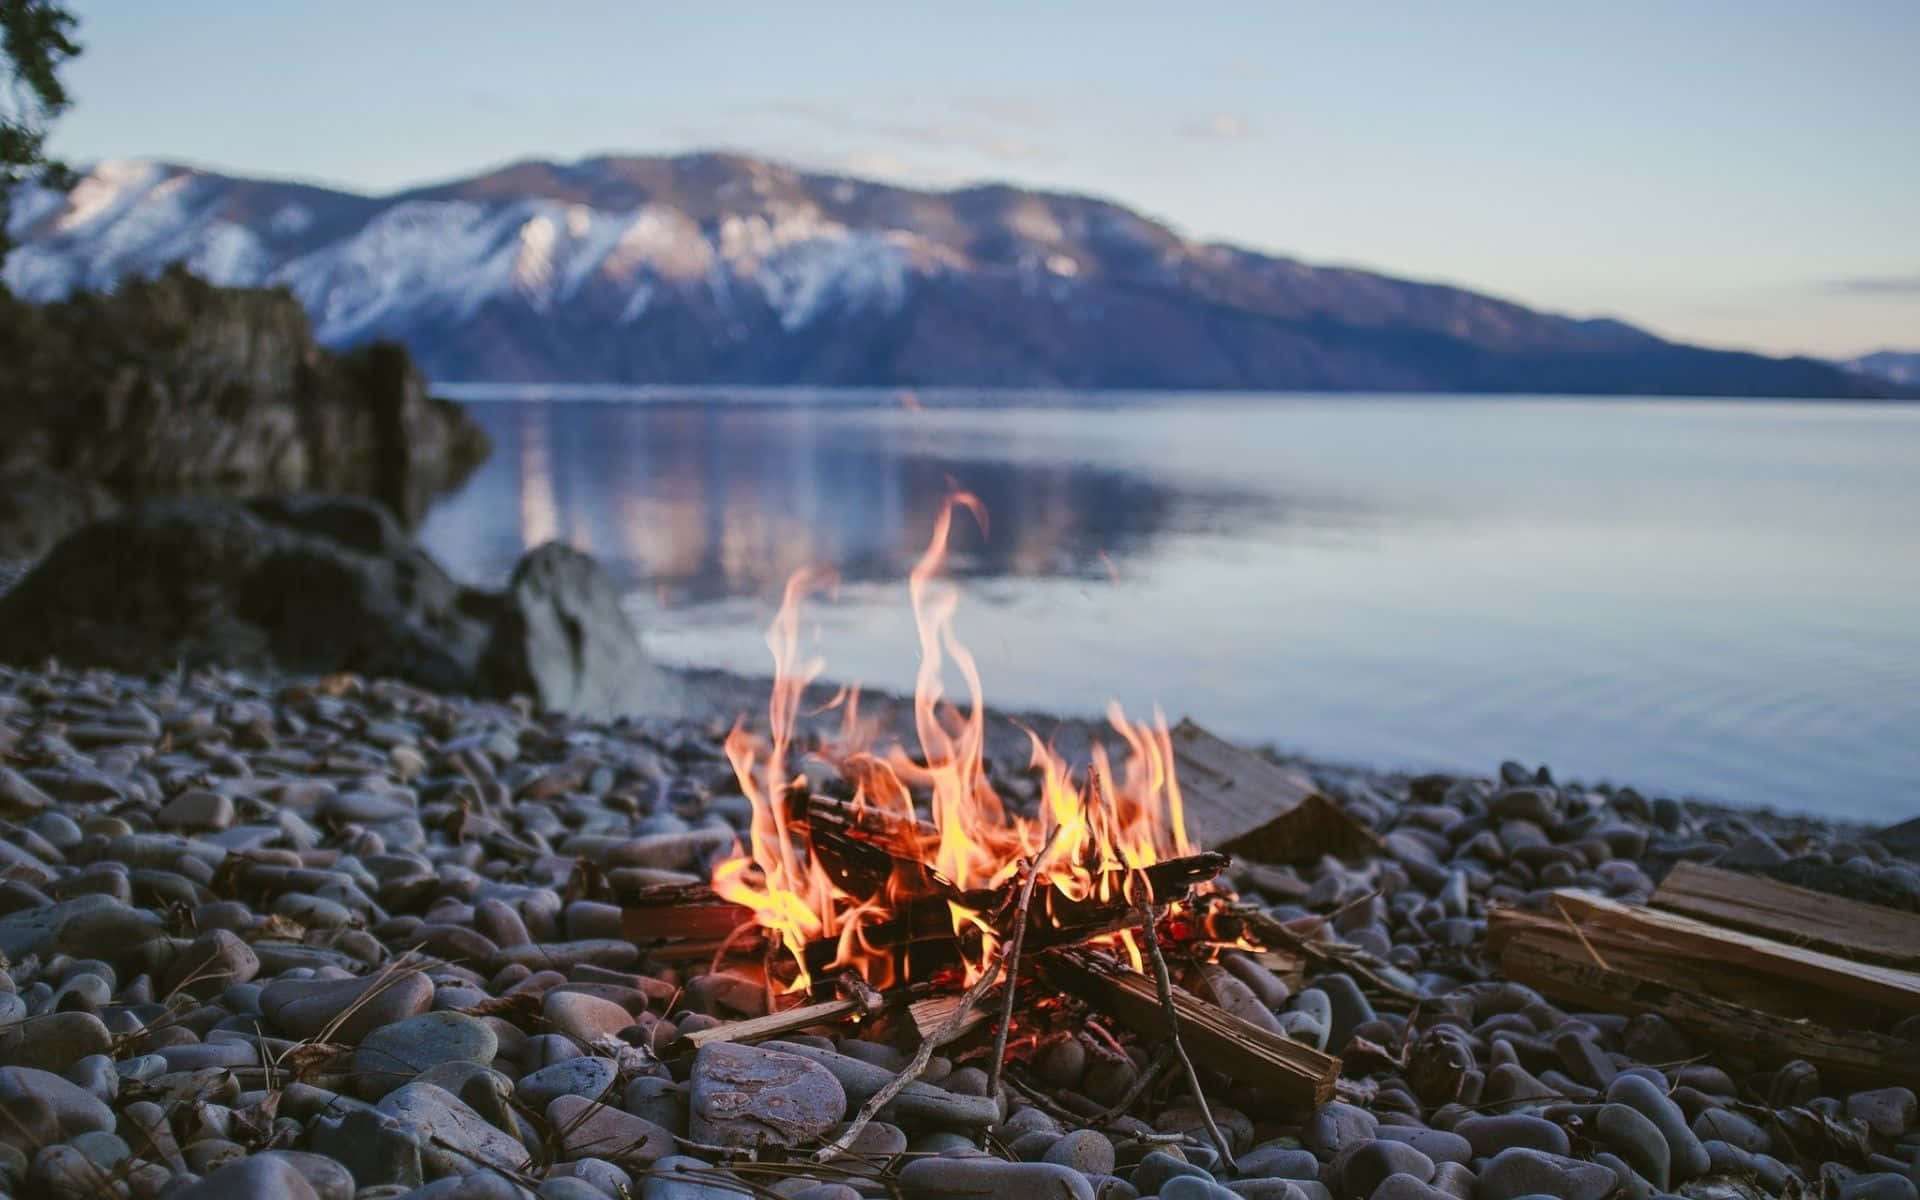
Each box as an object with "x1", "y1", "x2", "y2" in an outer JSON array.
[
  {"x1": 1842, "y1": 351, "x2": 1920, "y2": 388},
  {"x1": 3, "y1": 153, "x2": 1895, "y2": 396}
]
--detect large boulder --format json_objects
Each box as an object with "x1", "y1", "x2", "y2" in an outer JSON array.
[
  {"x1": 478, "y1": 541, "x2": 682, "y2": 720},
  {"x1": 0, "y1": 495, "x2": 491, "y2": 690},
  {"x1": 0, "y1": 496, "x2": 683, "y2": 720}
]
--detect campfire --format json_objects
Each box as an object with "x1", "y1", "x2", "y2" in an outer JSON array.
[{"x1": 620, "y1": 494, "x2": 1344, "y2": 1162}]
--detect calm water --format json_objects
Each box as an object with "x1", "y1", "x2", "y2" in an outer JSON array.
[{"x1": 418, "y1": 390, "x2": 1920, "y2": 822}]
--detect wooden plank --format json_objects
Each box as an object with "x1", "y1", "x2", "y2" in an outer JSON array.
[
  {"x1": 662, "y1": 997, "x2": 874, "y2": 1058},
  {"x1": 1041, "y1": 949, "x2": 1339, "y2": 1110},
  {"x1": 1545, "y1": 889, "x2": 1920, "y2": 1017},
  {"x1": 1497, "y1": 937, "x2": 1920, "y2": 1087},
  {"x1": 1170, "y1": 718, "x2": 1385, "y2": 863},
  {"x1": 1652, "y1": 861, "x2": 1920, "y2": 970}
]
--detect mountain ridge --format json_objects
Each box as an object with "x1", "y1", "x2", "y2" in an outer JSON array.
[{"x1": 4, "y1": 152, "x2": 1901, "y2": 397}]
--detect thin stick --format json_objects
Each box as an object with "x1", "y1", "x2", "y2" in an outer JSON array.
[
  {"x1": 1132, "y1": 872, "x2": 1238, "y2": 1172},
  {"x1": 814, "y1": 946, "x2": 1010, "y2": 1162},
  {"x1": 1087, "y1": 1042, "x2": 1175, "y2": 1128},
  {"x1": 1552, "y1": 895, "x2": 1611, "y2": 971},
  {"x1": 985, "y1": 824, "x2": 1063, "y2": 1099}
]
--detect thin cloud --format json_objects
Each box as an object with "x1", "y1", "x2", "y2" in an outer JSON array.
[
  {"x1": 748, "y1": 100, "x2": 1057, "y2": 163},
  {"x1": 1222, "y1": 57, "x2": 1272, "y2": 80},
  {"x1": 1184, "y1": 113, "x2": 1258, "y2": 140},
  {"x1": 954, "y1": 95, "x2": 1054, "y2": 128},
  {"x1": 1823, "y1": 273, "x2": 1920, "y2": 296}
]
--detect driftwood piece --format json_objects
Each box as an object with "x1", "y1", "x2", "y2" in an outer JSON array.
[
  {"x1": 1169, "y1": 719, "x2": 1385, "y2": 863},
  {"x1": 662, "y1": 997, "x2": 874, "y2": 1058},
  {"x1": 1042, "y1": 949, "x2": 1340, "y2": 1110},
  {"x1": 1536, "y1": 889, "x2": 1920, "y2": 1023},
  {"x1": 1652, "y1": 861, "x2": 1920, "y2": 970},
  {"x1": 1498, "y1": 936, "x2": 1920, "y2": 1086}
]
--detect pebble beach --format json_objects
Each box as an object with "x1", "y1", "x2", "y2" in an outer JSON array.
[{"x1": 1, "y1": 661, "x2": 1916, "y2": 1200}]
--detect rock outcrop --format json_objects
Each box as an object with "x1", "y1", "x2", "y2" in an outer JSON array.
[
  {"x1": 0, "y1": 495, "x2": 681, "y2": 719},
  {"x1": 0, "y1": 266, "x2": 491, "y2": 554}
]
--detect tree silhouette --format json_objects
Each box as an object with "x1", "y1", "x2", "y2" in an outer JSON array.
[{"x1": 2, "y1": 1, "x2": 81, "y2": 258}]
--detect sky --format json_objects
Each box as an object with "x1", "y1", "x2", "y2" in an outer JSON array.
[{"x1": 43, "y1": 0, "x2": 1920, "y2": 358}]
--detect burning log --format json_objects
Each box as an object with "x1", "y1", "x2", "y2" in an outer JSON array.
[
  {"x1": 1652, "y1": 861, "x2": 1920, "y2": 970},
  {"x1": 618, "y1": 882, "x2": 754, "y2": 943},
  {"x1": 1041, "y1": 948, "x2": 1341, "y2": 1110},
  {"x1": 798, "y1": 850, "x2": 1231, "y2": 987},
  {"x1": 1169, "y1": 719, "x2": 1386, "y2": 863}
]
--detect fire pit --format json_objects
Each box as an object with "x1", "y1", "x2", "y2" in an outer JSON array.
[{"x1": 619, "y1": 495, "x2": 1343, "y2": 1164}]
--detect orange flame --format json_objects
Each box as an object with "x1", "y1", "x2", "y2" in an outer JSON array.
[{"x1": 712, "y1": 494, "x2": 1196, "y2": 992}]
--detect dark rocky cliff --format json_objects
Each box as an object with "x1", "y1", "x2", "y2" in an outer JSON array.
[{"x1": 0, "y1": 267, "x2": 490, "y2": 557}]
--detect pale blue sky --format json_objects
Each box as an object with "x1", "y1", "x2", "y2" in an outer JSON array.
[{"x1": 45, "y1": 0, "x2": 1920, "y2": 357}]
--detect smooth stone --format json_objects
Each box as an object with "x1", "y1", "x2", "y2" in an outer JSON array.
[
  {"x1": 306, "y1": 1108, "x2": 425, "y2": 1189},
  {"x1": 1689, "y1": 1109, "x2": 1769, "y2": 1155},
  {"x1": 173, "y1": 1153, "x2": 321, "y2": 1200},
  {"x1": 267, "y1": 1151, "x2": 356, "y2": 1200},
  {"x1": 1302, "y1": 1101, "x2": 1378, "y2": 1161},
  {"x1": 1839, "y1": 1175, "x2": 1920, "y2": 1200},
  {"x1": 547, "y1": 1095, "x2": 677, "y2": 1165},
  {"x1": 0, "y1": 1065, "x2": 115, "y2": 1151},
  {"x1": 623, "y1": 1076, "x2": 688, "y2": 1134},
  {"x1": 1339, "y1": 1141, "x2": 1436, "y2": 1197},
  {"x1": 1044, "y1": 1129, "x2": 1118, "y2": 1177},
  {"x1": 1368, "y1": 1175, "x2": 1453, "y2": 1200},
  {"x1": 1478, "y1": 1148, "x2": 1617, "y2": 1200},
  {"x1": 353, "y1": 1012, "x2": 498, "y2": 1098},
  {"x1": 0, "y1": 1009, "x2": 110, "y2": 1070},
  {"x1": 1605, "y1": 1072, "x2": 1709, "y2": 1182},
  {"x1": 1235, "y1": 1145, "x2": 1321, "y2": 1180},
  {"x1": 1315, "y1": 973, "x2": 1377, "y2": 1050},
  {"x1": 516, "y1": 1057, "x2": 620, "y2": 1109},
  {"x1": 766, "y1": 1041, "x2": 998, "y2": 1129},
  {"x1": 897, "y1": 1156, "x2": 1096, "y2": 1199},
  {"x1": 641, "y1": 1155, "x2": 760, "y2": 1200},
  {"x1": 688, "y1": 1042, "x2": 847, "y2": 1148},
  {"x1": 543, "y1": 990, "x2": 636, "y2": 1043},
  {"x1": 160, "y1": 928, "x2": 259, "y2": 1000},
  {"x1": 1160, "y1": 1178, "x2": 1243, "y2": 1200},
  {"x1": 377, "y1": 1083, "x2": 533, "y2": 1177},
  {"x1": 1374, "y1": 1126, "x2": 1471, "y2": 1166},
  {"x1": 1849, "y1": 1088, "x2": 1918, "y2": 1139},
  {"x1": 1131, "y1": 1150, "x2": 1214, "y2": 1195},
  {"x1": 260, "y1": 969, "x2": 434, "y2": 1043},
  {"x1": 545, "y1": 1160, "x2": 633, "y2": 1199},
  {"x1": 1594, "y1": 1103, "x2": 1671, "y2": 1189}
]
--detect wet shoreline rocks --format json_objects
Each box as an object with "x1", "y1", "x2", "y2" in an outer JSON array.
[{"x1": 0, "y1": 660, "x2": 1915, "y2": 1200}]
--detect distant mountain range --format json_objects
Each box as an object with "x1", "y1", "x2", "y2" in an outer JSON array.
[
  {"x1": 3, "y1": 154, "x2": 1906, "y2": 397},
  {"x1": 1843, "y1": 351, "x2": 1920, "y2": 388}
]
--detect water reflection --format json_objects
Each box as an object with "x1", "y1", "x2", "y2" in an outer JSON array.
[{"x1": 420, "y1": 399, "x2": 1268, "y2": 602}]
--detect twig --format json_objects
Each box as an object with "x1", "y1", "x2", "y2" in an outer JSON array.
[
  {"x1": 814, "y1": 945, "x2": 1010, "y2": 1162},
  {"x1": 1086, "y1": 1042, "x2": 1175, "y2": 1128},
  {"x1": 1551, "y1": 896, "x2": 1611, "y2": 971},
  {"x1": 985, "y1": 824, "x2": 1063, "y2": 1099},
  {"x1": 1131, "y1": 871, "x2": 1238, "y2": 1172}
]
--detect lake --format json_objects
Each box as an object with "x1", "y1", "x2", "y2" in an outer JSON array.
[{"x1": 417, "y1": 390, "x2": 1920, "y2": 822}]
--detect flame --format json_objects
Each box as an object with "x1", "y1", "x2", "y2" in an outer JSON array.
[{"x1": 712, "y1": 494, "x2": 1196, "y2": 992}]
